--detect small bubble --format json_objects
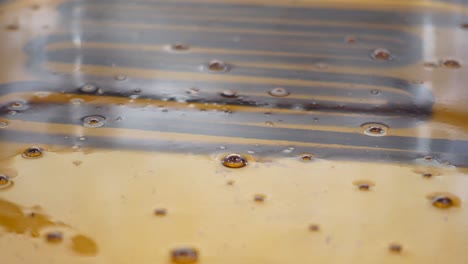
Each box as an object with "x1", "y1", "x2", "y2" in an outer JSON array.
[
  {"x1": 424, "y1": 156, "x2": 433, "y2": 161},
  {"x1": 220, "y1": 90, "x2": 238, "y2": 98},
  {"x1": 222, "y1": 154, "x2": 247, "y2": 168},
  {"x1": 254, "y1": 194, "x2": 266, "y2": 202},
  {"x1": 170, "y1": 43, "x2": 190, "y2": 51},
  {"x1": 309, "y1": 224, "x2": 320, "y2": 232},
  {"x1": 441, "y1": 59, "x2": 461, "y2": 69},
  {"x1": 154, "y1": 208, "x2": 167, "y2": 216},
  {"x1": 78, "y1": 137, "x2": 86, "y2": 141},
  {"x1": 265, "y1": 121, "x2": 274, "y2": 127},
  {"x1": 362, "y1": 123, "x2": 388, "y2": 137},
  {"x1": 9, "y1": 101, "x2": 24, "y2": 110},
  {"x1": 282, "y1": 147, "x2": 295, "y2": 154},
  {"x1": 171, "y1": 247, "x2": 199, "y2": 263},
  {"x1": 422, "y1": 172, "x2": 432, "y2": 178},
  {"x1": 8, "y1": 110, "x2": 17, "y2": 115},
  {"x1": 22, "y1": 146, "x2": 44, "y2": 159},
  {"x1": 82, "y1": 115, "x2": 105, "y2": 128},
  {"x1": 0, "y1": 121, "x2": 7, "y2": 128},
  {"x1": 70, "y1": 98, "x2": 84, "y2": 105},
  {"x1": 353, "y1": 180, "x2": 375, "y2": 191},
  {"x1": 207, "y1": 60, "x2": 229, "y2": 72},
  {"x1": 219, "y1": 146, "x2": 227, "y2": 150},
  {"x1": 300, "y1": 153, "x2": 315, "y2": 161},
  {"x1": 45, "y1": 231, "x2": 63, "y2": 243},
  {"x1": 345, "y1": 35, "x2": 357, "y2": 43},
  {"x1": 247, "y1": 150, "x2": 255, "y2": 154},
  {"x1": 432, "y1": 197, "x2": 453, "y2": 208},
  {"x1": 115, "y1": 116, "x2": 123, "y2": 121},
  {"x1": 7, "y1": 101, "x2": 28, "y2": 111},
  {"x1": 35, "y1": 91, "x2": 50, "y2": 98},
  {"x1": 186, "y1": 87, "x2": 200, "y2": 95},
  {"x1": 115, "y1": 74, "x2": 127, "y2": 81},
  {"x1": 426, "y1": 192, "x2": 460, "y2": 209},
  {"x1": 268, "y1": 87, "x2": 289, "y2": 97},
  {"x1": 389, "y1": 243, "x2": 402, "y2": 253},
  {"x1": 370, "y1": 89, "x2": 380, "y2": 95},
  {"x1": 0, "y1": 175, "x2": 13, "y2": 190},
  {"x1": 423, "y1": 62, "x2": 439, "y2": 69},
  {"x1": 79, "y1": 83, "x2": 98, "y2": 93},
  {"x1": 371, "y1": 48, "x2": 392, "y2": 61}
]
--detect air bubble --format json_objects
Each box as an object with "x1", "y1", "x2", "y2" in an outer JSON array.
[
  {"x1": 7, "y1": 101, "x2": 28, "y2": 111},
  {"x1": 79, "y1": 83, "x2": 98, "y2": 93},
  {"x1": 82, "y1": 115, "x2": 105, "y2": 128},
  {"x1": 222, "y1": 154, "x2": 247, "y2": 168},
  {"x1": 9, "y1": 101, "x2": 24, "y2": 109},
  {"x1": 170, "y1": 43, "x2": 190, "y2": 51},
  {"x1": 45, "y1": 231, "x2": 63, "y2": 243},
  {"x1": 268, "y1": 87, "x2": 289, "y2": 97},
  {"x1": 389, "y1": 243, "x2": 402, "y2": 253},
  {"x1": 423, "y1": 62, "x2": 439, "y2": 69},
  {"x1": 154, "y1": 208, "x2": 167, "y2": 216},
  {"x1": 282, "y1": 147, "x2": 295, "y2": 154},
  {"x1": 220, "y1": 90, "x2": 238, "y2": 98},
  {"x1": 362, "y1": 123, "x2": 388, "y2": 137},
  {"x1": 345, "y1": 35, "x2": 357, "y2": 43},
  {"x1": 265, "y1": 121, "x2": 274, "y2": 127},
  {"x1": 35, "y1": 92, "x2": 50, "y2": 98},
  {"x1": 171, "y1": 247, "x2": 199, "y2": 263},
  {"x1": 442, "y1": 59, "x2": 461, "y2": 69},
  {"x1": 115, "y1": 74, "x2": 127, "y2": 81},
  {"x1": 186, "y1": 88, "x2": 200, "y2": 95},
  {"x1": 70, "y1": 98, "x2": 84, "y2": 105},
  {"x1": 254, "y1": 194, "x2": 266, "y2": 202},
  {"x1": 427, "y1": 193, "x2": 460, "y2": 209},
  {"x1": 0, "y1": 175, "x2": 13, "y2": 190},
  {"x1": 370, "y1": 89, "x2": 380, "y2": 95},
  {"x1": 424, "y1": 156, "x2": 433, "y2": 161},
  {"x1": 22, "y1": 147, "x2": 44, "y2": 159},
  {"x1": 371, "y1": 48, "x2": 392, "y2": 61},
  {"x1": 0, "y1": 121, "x2": 7, "y2": 128},
  {"x1": 353, "y1": 180, "x2": 375, "y2": 191},
  {"x1": 300, "y1": 153, "x2": 315, "y2": 161},
  {"x1": 0, "y1": 175, "x2": 10, "y2": 186},
  {"x1": 309, "y1": 224, "x2": 320, "y2": 232},
  {"x1": 206, "y1": 60, "x2": 229, "y2": 72},
  {"x1": 422, "y1": 173, "x2": 432, "y2": 178}
]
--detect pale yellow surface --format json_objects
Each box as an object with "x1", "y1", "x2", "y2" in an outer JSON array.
[{"x1": 1, "y1": 150, "x2": 468, "y2": 263}]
